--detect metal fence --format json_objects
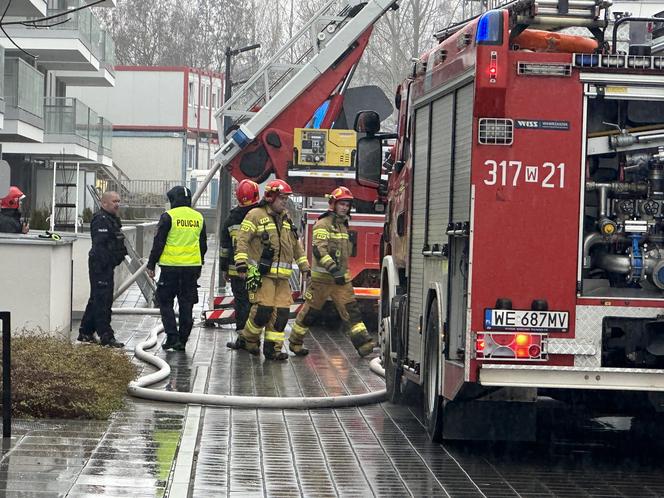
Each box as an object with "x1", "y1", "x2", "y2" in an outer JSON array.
[{"x1": 98, "y1": 179, "x2": 215, "y2": 208}]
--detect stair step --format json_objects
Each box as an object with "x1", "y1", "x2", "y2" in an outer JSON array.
[
  {"x1": 55, "y1": 183, "x2": 77, "y2": 187},
  {"x1": 55, "y1": 203, "x2": 76, "y2": 208}
]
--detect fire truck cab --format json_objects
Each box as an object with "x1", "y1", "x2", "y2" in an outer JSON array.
[{"x1": 356, "y1": 1, "x2": 664, "y2": 440}]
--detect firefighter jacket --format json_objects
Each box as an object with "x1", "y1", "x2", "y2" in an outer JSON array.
[
  {"x1": 148, "y1": 207, "x2": 207, "y2": 270},
  {"x1": 235, "y1": 203, "x2": 310, "y2": 280},
  {"x1": 311, "y1": 211, "x2": 352, "y2": 283},
  {"x1": 90, "y1": 208, "x2": 128, "y2": 269},
  {"x1": 220, "y1": 204, "x2": 253, "y2": 276},
  {"x1": 0, "y1": 208, "x2": 22, "y2": 233}
]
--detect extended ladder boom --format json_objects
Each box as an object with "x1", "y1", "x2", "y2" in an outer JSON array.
[{"x1": 192, "y1": 0, "x2": 397, "y2": 204}]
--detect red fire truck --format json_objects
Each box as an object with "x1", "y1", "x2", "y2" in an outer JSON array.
[{"x1": 355, "y1": 1, "x2": 664, "y2": 440}]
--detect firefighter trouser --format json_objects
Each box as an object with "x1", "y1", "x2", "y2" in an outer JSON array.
[
  {"x1": 291, "y1": 281, "x2": 372, "y2": 353},
  {"x1": 230, "y1": 276, "x2": 250, "y2": 332},
  {"x1": 241, "y1": 277, "x2": 293, "y2": 352},
  {"x1": 156, "y1": 267, "x2": 200, "y2": 345},
  {"x1": 80, "y1": 259, "x2": 116, "y2": 343}
]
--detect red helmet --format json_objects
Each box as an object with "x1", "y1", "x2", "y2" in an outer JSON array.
[
  {"x1": 328, "y1": 186, "x2": 354, "y2": 208},
  {"x1": 0, "y1": 186, "x2": 25, "y2": 209},
  {"x1": 264, "y1": 179, "x2": 293, "y2": 202},
  {"x1": 236, "y1": 179, "x2": 260, "y2": 207}
]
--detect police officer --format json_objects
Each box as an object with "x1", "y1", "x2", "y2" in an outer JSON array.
[
  {"x1": 147, "y1": 186, "x2": 207, "y2": 351},
  {"x1": 229, "y1": 179, "x2": 310, "y2": 360},
  {"x1": 78, "y1": 191, "x2": 128, "y2": 347},
  {"x1": 290, "y1": 187, "x2": 375, "y2": 357},
  {"x1": 0, "y1": 186, "x2": 28, "y2": 234},
  {"x1": 220, "y1": 180, "x2": 260, "y2": 343}
]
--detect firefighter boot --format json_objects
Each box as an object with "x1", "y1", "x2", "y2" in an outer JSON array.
[
  {"x1": 228, "y1": 335, "x2": 260, "y2": 355},
  {"x1": 288, "y1": 323, "x2": 309, "y2": 356},
  {"x1": 349, "y1": 323, "x2": 376, "y2": 358},
  {"x1": 263, "y1": 341, "x2": 288, "y2": 361}
]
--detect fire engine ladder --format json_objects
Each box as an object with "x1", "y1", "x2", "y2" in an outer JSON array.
[
  {"x1": 51, "y1": 160, "x2": 80, "y2": 233},
  {"x1": 192, "y1": 0, "x2": 397, "y2": 205}
]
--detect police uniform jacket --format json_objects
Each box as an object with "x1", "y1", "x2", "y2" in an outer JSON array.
[
  {"x1": 235, "y1": 203, "x2": 310, "y2": 280},
  {"x1": 90, "y1": 209, "x2": 128, "y2": 269},
  {"x1": 148, "y1": 207, "x2": 207, "y2": 272}
]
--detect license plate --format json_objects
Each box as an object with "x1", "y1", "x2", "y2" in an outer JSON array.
[{"x1": 484, "y1": 309, "x2": 569, "y2": 331}]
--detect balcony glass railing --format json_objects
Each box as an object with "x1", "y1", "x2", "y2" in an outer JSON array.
[
  {"x1": 44, "y1": 97, "x2": 100, "y2": 147},
  {"x1": 4, "y1": 57, "x2": 44, "y2": 118},
  {"x1": 98, "y1": 116, "x2": 112, "y2": 157},
  {"x1": 27, "y1": 0, "x2": 106, "y2": 60},
  {"x1": 101, "y1": 30, "x2": 115, "y2": 70},
  {"x1": 0, "y1": 47, "x2": 4, "y2": 101}
]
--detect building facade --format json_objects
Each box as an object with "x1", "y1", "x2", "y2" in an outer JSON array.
[
  {"x1": 68, "y1": 66, "x2": 223, "y2": 205},
  {"x1": 0, "y1": 0, "x2": 117, "y2": 228}
]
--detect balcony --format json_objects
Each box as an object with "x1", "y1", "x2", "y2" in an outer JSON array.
[
  {"x1": 3, "y1": 0, "x2": 47, "y2": 17},
  {"x1": 0, "y1": 57, "x2": 45, "y2": 142},
  {"x1": 3, "y1": 97, "x2": 99, "y2": 160},
  {"x1": 2, "y1": 0, "x2": 113, "y2": 75}
]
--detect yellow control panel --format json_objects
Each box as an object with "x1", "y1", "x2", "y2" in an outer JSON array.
[{"x1": 293, "y1": 128, "x2": 356, "y2": 168}]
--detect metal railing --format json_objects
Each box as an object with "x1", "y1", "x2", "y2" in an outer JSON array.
[
  {"x1": 0, "y1": 47, "x2": 4, "y2": 102},
  {"x1": 97, "y1": 179, "x2": 216, "y2": 208},
  {"x1": 3, "y1": 58, "x2": 44, "y2": 118},
  {"x1": 44, "y1": 97, "x2": 99, "y2": 148}
]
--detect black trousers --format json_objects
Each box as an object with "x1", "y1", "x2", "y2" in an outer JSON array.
[
  {"x1": 80, "y1": 259, "x2": 115, "y2": 342},
  {"x1": 230, "y1": 276, "x2": 250, "y2": 331},
  {"x1": 157, "y1": 267, "x2": 200, "y2": 343}
]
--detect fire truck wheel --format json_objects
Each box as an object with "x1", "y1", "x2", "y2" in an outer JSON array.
[
  {"x1": 422, "y1": 299, "x2": 444, "y2": 442},
  {"x1": 384, "y1": 295, "x2": 407, "y2": 403}
]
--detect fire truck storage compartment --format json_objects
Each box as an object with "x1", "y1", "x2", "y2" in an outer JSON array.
[
  {"x1": 408, "y1": 82, "x2": 473, "y2": 365},
  {"x1": 582, "y1": 82, "x2": 664, "y2": 299}
]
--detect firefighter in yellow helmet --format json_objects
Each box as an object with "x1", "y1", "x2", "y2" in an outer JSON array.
[
  {"x1": 289, "y1": 186, "x2": 375, "y2": 357},
  {"x1": 228, "y1": 179, "x2": 311, "y2": 360}
]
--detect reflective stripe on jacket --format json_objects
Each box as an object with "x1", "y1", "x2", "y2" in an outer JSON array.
[
  {"x1": 311, "y1": 211, "x2": 352, "y2": 283},
  {"x1": 235, "y1": 204, "x2": 310, "y2": 280},
  {"x1": 158, "y1": 206, "x2": 204, "y2": 266}
]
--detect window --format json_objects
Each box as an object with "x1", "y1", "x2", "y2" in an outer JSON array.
[
  {"x1": 186, "y1": 144, "x2": 196, "y2": 169},
  {"x1": 188, "y1": 81, "x2": 195, "y2": 106},
  {"x1": 203, "y1": 84, "x2": 209, "y2": 108}
]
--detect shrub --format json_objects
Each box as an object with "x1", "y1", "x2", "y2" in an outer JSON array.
[
  {"x1": 82, "y1": 207, "x2": 93, "y2": 223},
  {"x1": 29, "y1": 207, "x2": 50, "y2": 231},
  {"x1": 0, "y1": 334, "x2": 137, "y2": 419}
]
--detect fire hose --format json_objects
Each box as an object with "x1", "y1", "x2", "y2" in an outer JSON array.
[{"x1": 112, "y1": 308, "x2": 387, "y2": 408}]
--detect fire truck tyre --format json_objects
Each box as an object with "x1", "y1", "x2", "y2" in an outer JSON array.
[
  {"x1": 385, "y1": 295, "x2": 406, "y2": 403},
  {"x1": 422, "y1": 299, "x2": 444, "y2": 442}
]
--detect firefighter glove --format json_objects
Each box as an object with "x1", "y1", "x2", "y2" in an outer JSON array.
[{"x1": 246, "y1": 265, "x2": 262, "y2": 293}]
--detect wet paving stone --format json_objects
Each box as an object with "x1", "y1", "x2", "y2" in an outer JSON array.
[{"x1": 5, "y1": 239, "x2": 664, "y2": 496}]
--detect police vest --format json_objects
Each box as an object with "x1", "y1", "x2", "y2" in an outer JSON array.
[{"x1": 159, "y1": 206, "x2": 204, "y2": 266}]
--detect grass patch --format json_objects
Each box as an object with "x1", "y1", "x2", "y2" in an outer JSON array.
[{"x1": 1, "y1": 335, "x2": 137, "y2": 419}]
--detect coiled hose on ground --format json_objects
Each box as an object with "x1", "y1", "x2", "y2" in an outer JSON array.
[{"x1": 112, "y1": 308, "x2": 386, "y2": 409}]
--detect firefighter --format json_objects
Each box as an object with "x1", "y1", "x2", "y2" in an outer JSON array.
[
  {"x1": 220, "y1": 180, "x2": 260, "y2": 343},
  {"x1": 228, "y1": 179, "x2": 310, "y2": 360},
  {"x1": 289, "y1": 186, "x2": 375, "y2": 357},
  {"x1": 0, "y1": 186, "x2": 28, "y2": 234},
  {"x1": 147, "y1": 186, "x2": 208, "y2": 351},
  {"x1": 78, "y1": 191, "x2": 128, "y2": 347}
]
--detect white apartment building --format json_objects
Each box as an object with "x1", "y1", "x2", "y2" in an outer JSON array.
[
  {"x1": 68, "y1": 66, "x2": 223, "y2": 205},
  {"x1": 0, "y1": 0, "x2": 117, "y2": 228}
]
